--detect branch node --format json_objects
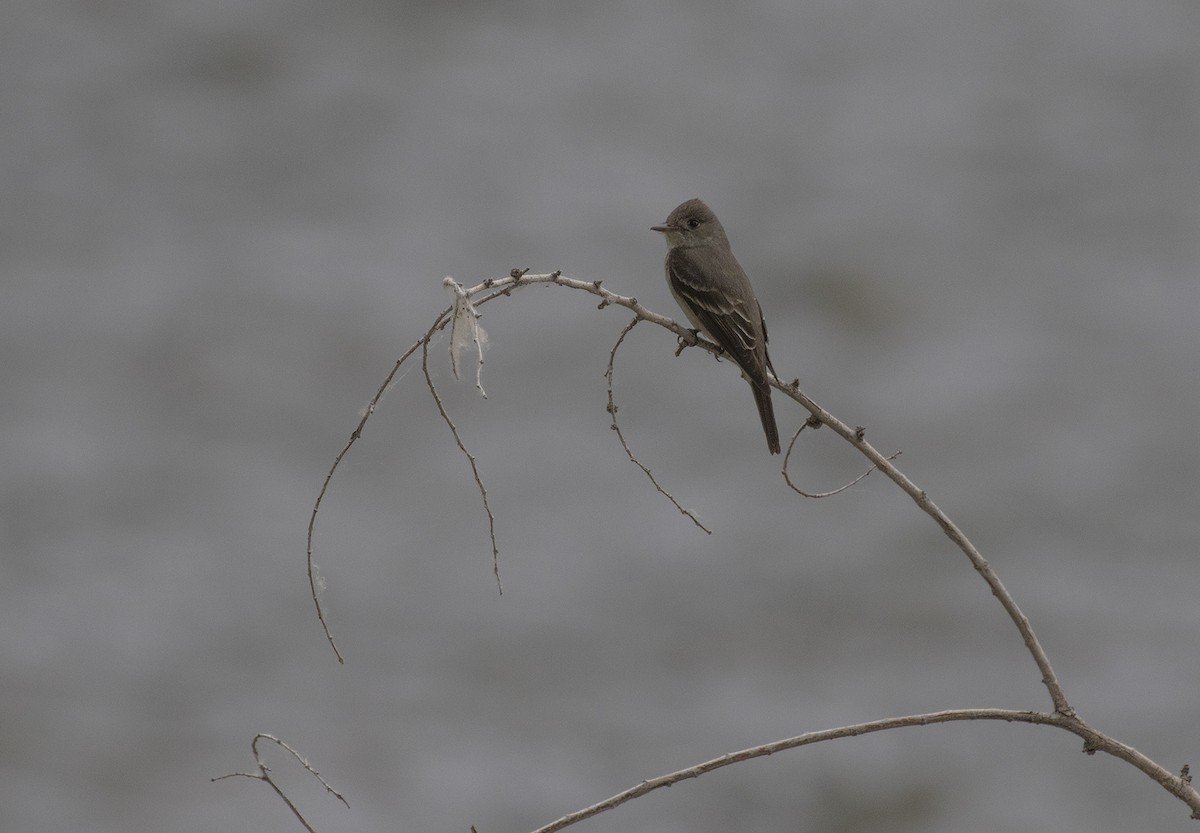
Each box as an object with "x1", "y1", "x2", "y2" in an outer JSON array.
[{"x1": 854, "y1": 425, "x2": 866, "y2": 440}]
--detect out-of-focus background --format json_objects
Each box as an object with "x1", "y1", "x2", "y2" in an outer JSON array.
[{"x1": 3, "y1": 1, "x2": 1198, "y2": 831}]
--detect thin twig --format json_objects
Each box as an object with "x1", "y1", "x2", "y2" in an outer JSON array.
[
  {"x1": 212, "y1": 733, "x2": 348, "y2": 833},
  {"x1": 306, "y1": 336, "x2": 433, "y2": 663},
  {"x1": 781, "y1": 421, "x2": 902, "y2": 498},
  {"x1": 604, "y1": 317, "x2": 711, "y2": 534},
  {"x1": 421, "y1": 335, "x2": 502, "y2": 593}
]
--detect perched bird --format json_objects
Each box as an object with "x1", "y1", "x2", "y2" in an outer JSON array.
[{"x1": 652, "y1": 198, "x2": 781, "y2": 455}]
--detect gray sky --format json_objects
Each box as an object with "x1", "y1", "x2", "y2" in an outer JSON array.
[{"x1": 3, "y1": 1, "x2": 1199, "y2": 831}]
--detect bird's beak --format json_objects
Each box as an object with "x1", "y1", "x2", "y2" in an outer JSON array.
[{"x1": 651, "y1": 224, "x2": 670, "y2": 233}]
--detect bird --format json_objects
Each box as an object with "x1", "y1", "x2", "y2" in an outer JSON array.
[{"x1": 652, "y1": 198, "x2": 781, "y2": 455}]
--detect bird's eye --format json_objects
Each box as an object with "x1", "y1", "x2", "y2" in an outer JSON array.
[{"x1": 686, "y1": 218, "x2": 701, "y2": 230}]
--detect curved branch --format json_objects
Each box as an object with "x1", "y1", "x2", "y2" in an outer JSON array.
[
  {"x1": 774, "y1": 382, "x2": 1072, "y2": 714},
  {"x1": 213, "y1": 733, "x2": 348, "y2": 832},
  {"x1": 459, "y1": 272, "x2": 1060, "y2": 711},
  {"x1": 604, "y1": 316, "x2": 711, "y2": 534},
  {"x1": 527, "y1": 708, "x2": 1200, "y2": 832},
  {"x1": 305, "y1": 270, "x2": 1200, "y2": 822},
  {"x1": 421, "y1": 334, "x2": 502, "y2": 593},
  {"x1": 528, "y1": 709, "x2": 1055, "y2": 833},
  {"x1": 781, "y1": 419, "x2": 901, "y2": 498},
  {"x1": 306, "y1": 334, "x2": 437, "y2": 664}
]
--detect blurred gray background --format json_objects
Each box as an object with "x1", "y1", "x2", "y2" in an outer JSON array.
[{"x1": 3, "y1": 1, "x2": 1198, "y2": 831}]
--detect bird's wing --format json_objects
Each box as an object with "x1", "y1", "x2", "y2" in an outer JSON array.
[{"x1": 666, "y1": 247, "x2": 766, "y2": 382}]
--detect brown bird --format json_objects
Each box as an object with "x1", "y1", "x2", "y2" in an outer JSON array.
[{"x1": 652, "y1": 198, "x2": 781, "y2": 454}]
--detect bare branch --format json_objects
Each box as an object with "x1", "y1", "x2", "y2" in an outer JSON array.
[
  {"x1": 455, "y1": 274, "x2": 1072, "y2": 719},
  {"x1": 604, "y1": 317, "x2": 711, "y2": 534},
  {"x1": 306, "y1": 335, "x2": 434, "y2": 664},
  {"x1": 773, "y1": 386, "x2": 1072, "y2": 714},
  {"x1": 527, "y1": 708, "x2": 1198, "y2": 832},
  {"x1": 302, "y1": 271, "x2": 1200, "y2": 823},
  {"x1": 781, "y1": 419, "x2": 902, "y2": 498},
  {"x1": 307, "y1": 296, "x2": 500, "y2": 661},
  {"x1": 213, "y1": 733, "x2": 347, "y2": 832},
  {"x1": 421, "y1": 335, "x2": 502, "y2": 593},
  {"x1": 529, "y1": 709, "x2": 1060, "y2": 833}
]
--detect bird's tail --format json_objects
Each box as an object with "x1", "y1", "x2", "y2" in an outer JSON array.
[{"x1": 752, "y1": 381, "x2": 781, "y2": 455}]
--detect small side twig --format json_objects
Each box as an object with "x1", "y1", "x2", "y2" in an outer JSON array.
[
  {"x1": 781, "y1": 420, "x2": 901, "y2": 498},
  {"x1": 422, "y1": 336, "x2": 502, "y2": 593},
  {"x1": 604, "y1": 317, "x2": 711, "y2": 534},
  {"x1": 213, "y1": 734, "x2": 347, "y2": 833}
]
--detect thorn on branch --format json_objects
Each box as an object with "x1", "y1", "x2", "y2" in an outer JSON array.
[
  {"x1": 805, "y1": 415, "x2": 822, "y2": 429},
  {"x1": 790, "y1": 378, "x2": 800, "y2": 390},
  {"x1": 592, "y1": 279, "x2": 602, "y2": 289},
  {"x1": 1181, "y1": 763, "x2": 1192, "y2": 784},
  {"x1": 509, "y1": 267, "x2": 530, "y2": 279},
  {"x1": 598, "y1": 299, "x2": 610, "y2": 310},
  {"x1": 855, "y1": 426, "x2": 866, "y2": 440}
]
